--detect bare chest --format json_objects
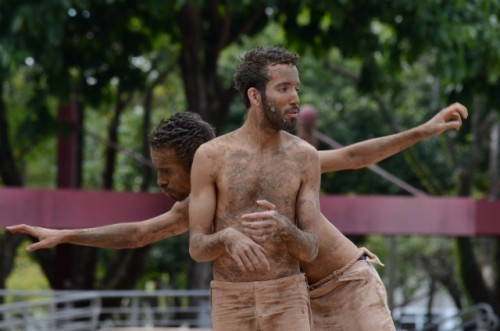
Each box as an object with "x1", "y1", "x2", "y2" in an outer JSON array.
[{"x1": 216, "y1": 149, "x2": 302, "y2": 218}]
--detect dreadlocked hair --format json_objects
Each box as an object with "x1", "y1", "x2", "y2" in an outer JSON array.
[{"x1": 148, "y1": 112, "x2": 216, "y2": 170}]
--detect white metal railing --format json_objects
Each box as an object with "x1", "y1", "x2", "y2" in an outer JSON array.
[
  {"x1": 2, "y1": 290, "x2": 497, "y2": 331},
  {"x1": 419, "y1": 303, "x2": 499, "y2": 331},
  {"x1": 0, "y1": 289, "x2": 211, "y2": 331}
]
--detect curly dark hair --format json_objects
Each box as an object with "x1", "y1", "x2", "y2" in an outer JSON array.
[
  {"x1": 148, "y1": 112, "x2": 216, "y2": 170},
  {"x1": 234, "y1": 46, "x2": 299, "y2": 108}
]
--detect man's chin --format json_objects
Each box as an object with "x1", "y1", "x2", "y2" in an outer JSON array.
[
  {"x1": 163, "y1": 191, "x2": 188, "y2": 202},
  {"x1": 175, "y1": 194, "x2": 189, "y2": 201}
]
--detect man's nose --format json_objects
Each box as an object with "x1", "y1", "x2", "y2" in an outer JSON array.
[
  {"x1": 290, "y1": 90, "x2": 300, "y2": 106},
  {"x1": 157, "y1": 175, "x2": 168, "y2": 187}
]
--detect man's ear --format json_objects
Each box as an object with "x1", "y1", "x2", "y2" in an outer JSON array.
[{"x1": 247, "y1": 87, "x2": 261, "y2": 106}]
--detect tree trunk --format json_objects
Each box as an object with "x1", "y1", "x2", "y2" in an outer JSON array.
[
  {"x1": 454, "y1": 98, "x2": 498, "y2": 315},
  {"x1": 0, "y1": 233, "x2": 24, "y2": 305},
  {"x1": 489, "y1": 122, "x2": 500, "y2": 199},
  {"x1": 0, "y1": 86, "x2": 25, "y2": 306},
  {"x1": 102, "y1": 85, "x2": 129, "y2": 190},
  {"x1": 490, "y1": 122, "x2": 500, "y2": 316},
  {"x1": 178, "y1": 3, "x2": 236, "y2": 132},
  {"x1": 455, "y1": 238, "x2": 495, "y2": 306},
  {"x1": 140, "y1": 64, "x2": 171, "y2": 191},
  {"x1": 0, "y1": 86, "x2": 23, "y2": 186}
]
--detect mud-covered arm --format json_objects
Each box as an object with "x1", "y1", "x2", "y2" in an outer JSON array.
[
  {"x1": 319, "y1": 102, "x2": 468, "y2": 173},
  {"x1": 6, "y1": 199, "x2": 190, "y2": 251},
  {"x1": 188, "y1": 144, "x2": 226, "y2": 262}
]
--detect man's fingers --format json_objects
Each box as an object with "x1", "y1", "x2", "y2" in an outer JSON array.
[
  {"x1": 26, "y1": 243, "x2": 43, "y2": 252},
  {"x1": 256, "y1": 200, "x2": 276, "y2": 211},
  {"x1": 234, "y1": 256, "x2": 248, "y2": 273},
  {"x1": 243, "y1": 225, "x2": 274, "y2": 240},
  {"x1": 250, "y1": 235, "x2": 267, "y2": 244},
  {"x1": 229, "y1": 241, "x2": 270, "y2": 272},
  {"x1": 449, "y1": 112, "x2": 462, "y2": 124},
  {"x1": 251, "y1": 246, "x2": 271, "y2": 271},
  {"x1": 438, "y1": 103, "x2": 467, "y2": 133},
  {"x1": 242, "y1": 220, "x2": 272, "y2": 229},
  {"x1": 241, "y1": 212, "x2": 267, "y2": 220},
  {"x1": 243, "y1": 226, "x2": 262, "y2": 236},
  {"x1": 245, "y1": 250, "x2": 267, "y2": 272},
  {"x1": 454, "y1": 102, "x2": 468, "y2": 119},
  {"x1": 241, "y1": 225, "x2": 265, "y2": 242},
  {"x1": 6, "y1": 224, "x2": 28, "y2": 234},
  {"x1": 453, "y1": 112, "x2": 463, "y2": 129},
  {"x1": 240, "y1": 252, "x2": 257, "y2": 272},
  {"x1": 228, "y1": 248, "x2": 249, "y2": 273},
  {"x1": 445, "y1": 102, "x2": 468, "y2": 119}
]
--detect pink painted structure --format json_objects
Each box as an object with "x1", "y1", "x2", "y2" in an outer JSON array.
[{"x1": 1, "y1": 188, "x2": 499, "y2": 236}]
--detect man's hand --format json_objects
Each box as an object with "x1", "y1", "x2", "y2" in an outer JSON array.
[
  {"x1": 6, "y1": 224, "x2": 63, "y2": 252},
  {"x1": 425, "y1": 102, "x2": 468, "y2": 135},
  {"x1": 241, "y1": 199, "x2": 319, "y2": 263},
  {"x1": 223, "y1": 227, "x2": 270, "y2": 273},
  {"x1": 241, "y1": 200, "x2": 290, "y2": 243}
]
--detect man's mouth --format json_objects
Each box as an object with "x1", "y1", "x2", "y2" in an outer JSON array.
[
  {"x1": 161, "y1": 188, "x2": 172, "y2": 198},
  {"x1": 286, "y1": 109, "x2": 299, "y2": 119}
]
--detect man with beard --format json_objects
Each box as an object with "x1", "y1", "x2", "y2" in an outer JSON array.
[
  {"x1": 6, "y1": 51, "x2": 468, "y2": 329},
  {"x1": 188, "y1": 46, "x2": 320, "y2": 330}
]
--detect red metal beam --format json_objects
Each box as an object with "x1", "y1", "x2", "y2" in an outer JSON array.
[
  {"x1": 320, "y1": 196, "x2": 478, "y2": 236},
  {"x1": 0, "y1": 188, "x2": 172, "y2": 229},
  {"x1": 1, "y1": 188, "x2": 499, "y2": 236}
]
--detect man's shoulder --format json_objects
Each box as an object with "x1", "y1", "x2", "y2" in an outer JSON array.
[
  {"x1": 283, "y1": 131, "x2": 318, "y2": 153},
  {"x1": 199, "y1": 133, "x2": 230, "y2": 148},
  {"x1": 195, "y1": 132, "x2": 237, "y2": 157}
]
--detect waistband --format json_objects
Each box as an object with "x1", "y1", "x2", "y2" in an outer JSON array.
[
  {"x1": 211, "y1": 273, "x2": 306, "y2": 290},
  {"x1": 309, "y1": 247, "x2": 383, "y2": 290}
]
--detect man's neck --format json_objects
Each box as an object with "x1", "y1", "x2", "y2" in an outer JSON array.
[{"x1": 241, "y1": 108, "x2": 282, "y2": 148}]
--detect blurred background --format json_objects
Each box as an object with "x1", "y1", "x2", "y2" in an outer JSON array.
[{"x1": 1, "y1": 0, "x2": 499, "y2": 330}]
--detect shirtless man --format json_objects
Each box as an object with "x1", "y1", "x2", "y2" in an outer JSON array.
[
  {"x1": 187, "y1": 46, "x2": 321, "y2": 330},
  {"x1": 7, "y1": 72, "x2": 468, "y2": 330}
]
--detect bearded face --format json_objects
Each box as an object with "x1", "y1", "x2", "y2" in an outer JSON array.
[{"x1": 261, "y1": 93, "x2": 298, "y2": 132}]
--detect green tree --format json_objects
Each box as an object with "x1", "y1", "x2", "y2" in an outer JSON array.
[{"x1": 2, "y1": 2, "x2": 499, "y2": 326}]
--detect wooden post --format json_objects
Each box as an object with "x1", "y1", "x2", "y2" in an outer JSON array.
[{"x1": 297, "y1": 104, "x2": 318, "y2": 147}]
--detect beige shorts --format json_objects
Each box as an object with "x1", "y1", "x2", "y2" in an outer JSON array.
[
  {"x1": 210, "y1": 273, "x2": 314, "y2": 331},
  {"x1": 309, "y1": 253, "x2": 396, "y2": 331}
]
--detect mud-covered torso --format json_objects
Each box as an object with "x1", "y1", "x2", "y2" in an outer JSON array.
[
  {"x1": 210, "y1": 131, "x2": 310, "y2": 282},
  {"x1": 299, "y1": 214, "x2": 360, "y2": 283}
]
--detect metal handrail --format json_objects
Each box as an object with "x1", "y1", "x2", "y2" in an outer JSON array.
[
  {"x1": 0, "y1": 289, "x2": 211, "y2": 330},
  {"x1": 420, "y1": 303, "x2": 499, "y2": 331},
  {"x1": 3, "y1": 290, "x2": 497, "y2": 331}
]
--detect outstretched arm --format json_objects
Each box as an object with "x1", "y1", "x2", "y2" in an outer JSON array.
[
  {"x1": 6, "y1": 199, "x2": 190, "y2": 251},
  {"x1": 319, "y1": 102, "x2": 468, "y2": 173}
]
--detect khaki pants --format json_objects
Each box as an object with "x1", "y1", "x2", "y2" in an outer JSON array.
[
  {"x1": 309, "y1": 256, "x2": 396, "y2": 331},
  {"x1": 211, "y1": 273, "x2": 314, "y2": 331}
]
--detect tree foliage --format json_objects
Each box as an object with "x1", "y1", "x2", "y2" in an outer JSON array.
[{"x1": 1, "y1": 0, "x2": 499, "y2": 324}]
